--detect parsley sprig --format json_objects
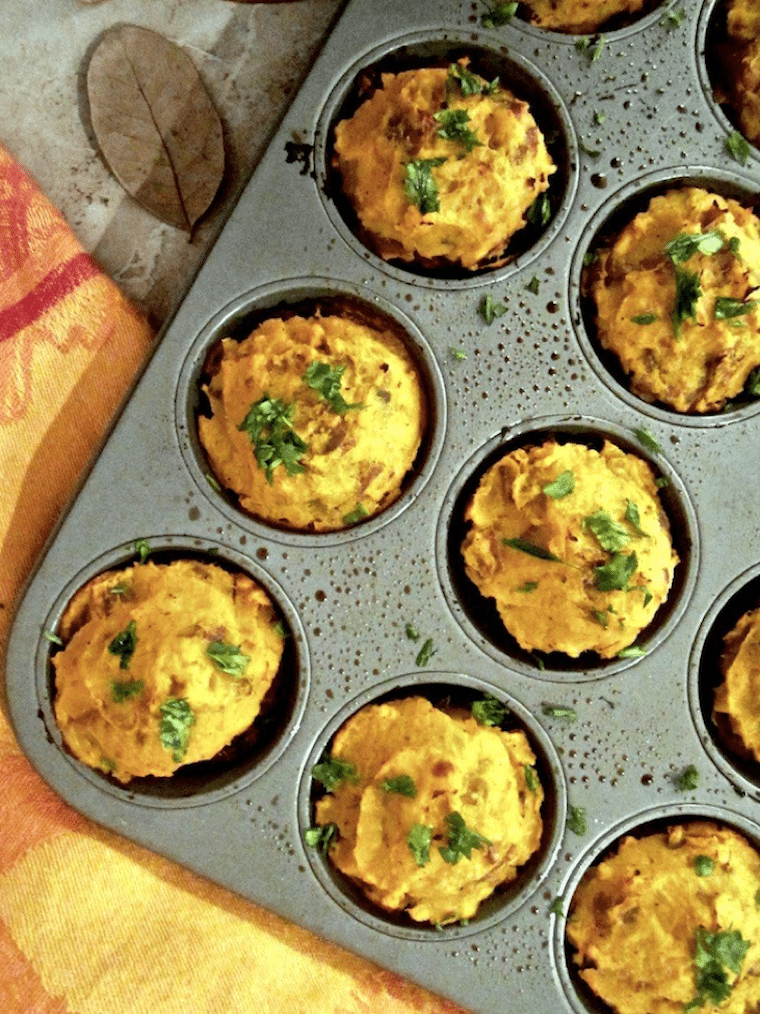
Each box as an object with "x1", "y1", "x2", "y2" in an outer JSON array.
[
  {"x1": 434, "y1": 108, "x2": 481, "y2": 153},
  {"x1": 438, "y1": 811, "x2": 491, "y2": 865},
  {"x1": 206, "y1": 640, "x2": 250, "y2": 677},
  {"x1": 311, "y1": 755, "x2": 359, "y2": 792},
  {"x1": 108, "y1": 619, "x2": 138, "y2": 670},
  {"x1": 404, "y1": 157, "x2": 447, "y2": 214},
  {"x1": 159, "y1": 698, "x2": 195, "y2": 763},
  {"x1": 685, "y1": 927, "x2": 750, "y2": 1010},
  {"x1": 238, "y1": 394, "x2": 308, "y2": 484},
  {"x1": 303, "y1": 361, "x2": 363, "y2": 414}
]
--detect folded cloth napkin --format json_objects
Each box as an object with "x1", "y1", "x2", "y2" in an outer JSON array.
[{"x1": 0, "y1": 144, "x2": 466, "y2": 1014}]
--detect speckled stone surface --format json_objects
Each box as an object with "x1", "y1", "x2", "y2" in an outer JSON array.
[{"x1": 4, "y1": 0, "x2": 344, "y2": 328}]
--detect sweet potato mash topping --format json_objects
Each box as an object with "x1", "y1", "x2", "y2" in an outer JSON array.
[
  {"x1": 590, "y1": 187, "x2": 760, "y2": 413},
  {"x1": 53, "y1": 559, "x2": 284, "y2": 782},
  {"x1": 567, "y1": 821, "x2": 760, "y2": 1014},
  {"x1": 198, "y1": 312, "x2": 425, "y2": 531},
  {"x1": 722, "y1": 1, "x2": 760, "y2": 147},
  {"x1": 312, "y1": 696, "x2": 543, "y2": 925},
  {"x1": 332, "y1": 63, "x2": 555, "y2": 270},
  {"x1": 519, "y1": 0, "x2": 647, "y2": 34},
  {"x1": 461, "y1": 440, "x2": 677, "y2": 658},
  {"x1": 714, "y1": 608, "x2": 760, "y2": 763}
]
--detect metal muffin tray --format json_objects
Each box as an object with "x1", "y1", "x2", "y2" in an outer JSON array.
[{"x1": 7, "y1": 0, "x2": 760, "y2": 1010}]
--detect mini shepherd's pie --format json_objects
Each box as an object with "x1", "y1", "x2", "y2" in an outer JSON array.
[
  {"x1": 589, "y1": 187, "x2": 760, "y2": 413},
  {"x1": 518, "y1": 0, "x2": 649, "y2": 34},
  {"x1": 567, "y1": 821, "x2": 760, "y2": 1014},
  {"x1": 461, "y1": 439, "x2": 678, "y2": 659},
  {"x1": 53, "y1": 559, "x2": 284, "y2": 782},
  {"x1": 332, "y1": 62, "x2": 555, "y2": 270},
  {"x1": 714, "y1": 607, "x2": 760, "y2": 764},
  {"x1": 309, "y1": 695, "x2": 544, "y2": 926},
  {"x1": 722, "y1": 0, "x2": 760, "y2": 148},
  {"x1": 198, "y1": 311, "x2": 426, "y2": 532}
]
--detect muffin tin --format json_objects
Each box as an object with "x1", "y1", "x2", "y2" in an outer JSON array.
[{"x1": 6, "y1": 0, "x2": 760, "y2": 1011}]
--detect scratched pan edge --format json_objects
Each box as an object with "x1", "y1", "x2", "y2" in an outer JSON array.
[{"x1": 6, "y1": 1, "x2": 760, "y2": 1012}]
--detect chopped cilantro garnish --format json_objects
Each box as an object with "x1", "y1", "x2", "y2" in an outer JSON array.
[
  {"x1": 480, "y1": 293, "x2": 508, "y2": 323},
  {"x1": 679, "y1": 764, "x2": 699, "y2": 791},
  {"x1": 238, "y1": 395, "x2": 308, "y2": 484},
  {"x1": 472, "y1": 694, "x2": 510, "y2": 727},
  {"x1": 630, "y1": 312, "x2": 658, "y2": 325},
  {"x1": 568, "y1": 805, "x2": 587, "y2": 835},
  {"x1": 43, "y1": 628, "x2": 63, "y2": 646},
  {"x1": 449, "y1": 346, "x2": 467, "y2": 360},
  {"x1": 111, "y1": 679, "x2": 144, "y2": 703},
  {"x1": 303, "y1": 361, "x2": 363, "y2": 414},
  {"x1": 636, "y1": 427, "x2": 661, "y2": 453},
  {"x1": 542, "y1": 704, "x2": 577, "y2": 721},
  {"x1": 550, "y1": 895, "x2": 564, "y2": 917},
  {"x1": 502, "y1": 537, "x2": 562, "y2": 562},
  {"x1": 725, "y1": 129, "x2": 751, "y2": 165},
  {"x1": 617, "y1": 645, "x2": 646, "y2": 658},
  {"x1": 524, "y1": 765, "x2": 539, "y2": 794},
  {"x1": 447, "y1": 63, "x2": 498, "y2": 96},
  {"x1": 404, "y1": 157, "x2": 447, "y2": 214},
  {"x1": 527, "y1": 192, "x2": 551, "y2": 227},
  {"x1": 439, "y1": 811, "x2": 491, "y2": 864},
  {"x1": 666, "y1": 230, "x2": 724, "y2": 264},
  {"x1": 671, "y1": 265, "x2": 701, "y2": 339},
  {"x1": 747, "y1": 367, "x2": 760, "y2": 397},
  {"x1": 382, "y1": 774, "x2": 417, "y2": 797},
  {"x1": 133, "y1": 538, "x2": 151, "y2": 563},
  {"x1": 408, "y1": 823, "x2": 433, "y2": 866},
  {"x1": 480, "y1": 0, "x2": 517, "y2": 27},
  {"x1": 405, "y1": 622, "x2": 420, "y2": 641},
  {"x1": 311, "y1": 755, "x2": 359, "y2": 792},
  {"x1": 624, "y1": 499, "x2": 647, "y2": 536},
  {"x1": 108, "y1": 619, "x2": 138, "y2": 670},
  {"x1": 526, "y1": 276, "x2": 541, "y2": 295},
  {"x1": 342, "y1": 503, "x2": 369, "y2": 525},
  {"x1": 714, "y1": 296, "x2": 759, "y2": 320},
  {"x1": 543, "y1": 469, "x2": 574, "y2": 499},
  {"x1": 159, "y1": 698, "x2": 195, "y2": 763},
  {"x1": 687, "y1": 927, "x2": 750, "y2": 1009},
  {"x1": 592, "y1": 608, "x2": 609, "y2": 628},
  {"x1": 517, "y1": 580, "x2": 539, "y2": 593},
  {"x1": 416, "y1": 637, "x2": 435, "y2": 666},
  {"x1": 662, "y1": 5, "x2": 685, "y2": 28},
  {"x1": 583, "y1": 510, "x2": 631, "y2": 553},
  {"x1": 206, "y1": 640, "x2": 250, "y2": 677},
  {"x1": 576, "y1": 35, "x2": 605, "y2": 61},
  {"x1": 434, "y1": 108, "x2": 481, "y2": 153},
  {"x1": 305, "y1": 823, "x2": 338, "y2": 853},
  {"x1": 595, "y1": 551, "x2": 638, "y2": 591},
  {"x1": 694, "y1": 855, "x2": 715, "y2": 877}
]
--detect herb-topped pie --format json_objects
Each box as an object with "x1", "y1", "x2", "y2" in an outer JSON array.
[
  {"x1": 331, "y1": 61, "x2": 555, "y2": 271},
  {"x1": 588, "y1": 187, "x2": 760, "y2": 413},
  {"x1": 567, "y1": 821, "x2": 760, "y2": 1014},
  {"x1": 516, "y1": 0, "x2": 651, "y2": 34},
  {"x1": 720, "y1": 0, "x2": 760, "y2": 149},
  {"x1": 52, "y1": 558, "x2": 284, "y2": 782},
  {"x1": 198, "y1": 310, "x2": 426, "y2": 532},
  {"x1": 713, "y1": 607, "x2": 760, "y2": 765},
  {"x1": 307, "y1": 695, "x2": 544, "y2": 926},
  {"x1": 461, "y1": 439, "x2": 678, "y2": 659}
]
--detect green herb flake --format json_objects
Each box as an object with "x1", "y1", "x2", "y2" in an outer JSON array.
[
  {"x1": 635, "y1": 427, "x2": 660, "y2": 453},
  {"x1": 671, "y1": 265, "x2": 701, "y2": 339},
  {"x1": 108, "y1": 619, "x2": 138, "y2": 670},
  {"x1": 595, "y1": 551, "x2": 638, "y2": 592},
  {"x1": 527, "y1": 192, "x2": 551, "y2": 227},
  {"x1": 408, "y1": 823, "x2": 433, "y2": 866},
  {"x1": 714, "y1": 296, "x2": 759, "y2": 320},
  {"x1": 550, "y1": 895, "x2": 564, "y2": 917},
  {"x1": 449, "y1": 346, "x2": 468, "y2": 361},
  {"x1": 305, "y1": 823, "x2": 338, "y2": 853},
  {"x1": 747, "y1": 367, "x2": 760, "y2": 397},
  {"x1": 568, "y1": 805, "x2": 588, "y2": 835},
  {"x1": 480, "y1": 0, "x2": 517, "y2": 27},
  {"x1": 694, "y1": 855, "x2": 715, "y2": 877},
  {"x1": 725, "y1": 129, "x2": 751, "y2": 165},
  {"x1": 687, "y1": 927, "x2": 751, "y2": 1009},
  {"x1": 311, "y1": 755, "x2": 359, "y2": 792},
  {"x1": 434, "y1": 108, "x2": 481, "y2": 153},
  {"x1": 472, "y1": 694, "x2": 510, "y2": 727},
  {"x1": 502, "y1": 537, "x2": 562, "y2": 562},
  {"x1": 524, "y1": 765, "x2": 539, "y2": 794},
  {"x1": 591, "y1": 609, "x2": 609, "y2": 629},
  {"x1": 543, "y1": 469, "x2": 575, "y2": 499},
  {"x1": 662, "y1": 5, "x2": 685, "y2": 28},
  {"x1": 416, "y1": 637, "x2": 435, "y2": 667},
  {"x1": 439, "y1": 811, "x2": 491, "y2": 865},
  {"x1": 133, "y1": 538, "x2": 151, "y2": 563},
  {"x1": 382, "y1": 774, "x2": 417, "y2": 797},
  {"x1": 238, "y1": 394, "x2": 308, "y2": 484},
  {"x1": 480, "y1": 293, "x2": 508, "y2": 323},
  {"x1": 576, "y1": 35, "x2": 605, "y2": 61},
  {"x1": 679, "y1": 764, "x2": 699, "y2": 791},
  {"x1": 542, "y1": 704, "x2": 577, "y2": 722},
  {"x1": 159, "y1": 698, "x2": 195, "y2": 763},
  {"x1": 206, "y1": 640, "x2": 251, "y2": 677},
  {"x1": 404, "y1": 157, "x2": 447, "y2": 214},
  {"x1": 342, "y1": 503, "x2": 369, "y2": 525},
  {"x1": 111, "y1": 679, "x2": 144, "y2": 703},
  {"x1": 405, "y1": 622, "x2": 420, "y2": 641},
  {"x1": 517, "y1": 580, "x2": 539, "y2": 593},
  {"x1": 447, "y1": 63, "x2": 498, "y2": 96},
  {"x1": 303, "y1": 361, "x2": 363, "y2": 415},
  {"x1": 583, "y1": 510, "x2": 631, "y2": 553},
  {"x1": 617, "y1": 645, "x2": 646, "y2": 659},
  {"x1": 624, "y1": 499, "x2": 647, "y2": 536},
  {"x1": 666, "y1": 230, "x2": 725, "y2": 264},
  {"x1": 43, "y1": 629, "x2": 63, "y2": 646},
  {"x1": 526, "y1": 276, "x2": 541, "y2": 295},
  {"x1": 630, "y1": 312, "x2": 658, "y2": 325}
]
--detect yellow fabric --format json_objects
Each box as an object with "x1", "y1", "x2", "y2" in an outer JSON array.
[{"x1": 0, "y1": 143, "x2": 465, "y2": 1013}]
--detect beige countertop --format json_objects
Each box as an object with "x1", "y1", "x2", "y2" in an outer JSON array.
[{"x1": 5, "y1": 0, "x2": 344, "y2": 329}]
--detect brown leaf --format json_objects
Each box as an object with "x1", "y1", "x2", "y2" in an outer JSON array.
[{"x1": 86, "y1": 25, "x2": 225, "y2": 232}]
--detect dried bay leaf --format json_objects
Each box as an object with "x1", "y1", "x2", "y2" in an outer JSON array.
[{"x1": 86, "y1": 25, "x2": 225, "y2": 232}]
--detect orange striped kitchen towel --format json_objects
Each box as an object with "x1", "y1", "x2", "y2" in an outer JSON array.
[{"x1": 0, "y1": 142, "x2": 465, "y2": 1014}]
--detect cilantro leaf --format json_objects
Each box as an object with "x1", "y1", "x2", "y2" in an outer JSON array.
[
  {"x1": 480, "y1": 293, "x2": 508, "y2": 323},
  {"x1": 111, "y1": 679, "x2": 144, "y2": 703},
  {"x1": 542, "y1": 704, "x2": 577, "y2": 721},
  {"x1": 447, "y1": 63, "x2": 498, "y2": 96},
  {"x1": 502, "y1": 537, "x2": 562, "y2": 562},
  {"x1": 108, "y1": 619, "x2": 138, "y2": 670},
  {"x1": 714, "y1": 296, "x2": 759, "y2": 320},
  {"x1": 303, "y1": 361, "x2": 363, "y2": 414},
  {"x1": 381, "y1": 774, "x2": 417, "y2": 797},
  {"x1": 305, "y1": 823, "x2": 338, "y2": 853},
  {"x1": 636, "y1": 427, "x2": 661, "y2": 453},
  {"x1": 480, "y1": 1, "x2": 517, "y2": 27},
  {"x1": 624, "y1": 499, "x2": 647, "y2": 536},
  {"x1": 342, "y1": 503, "x2": 369, "y2": 525},
  {"x1": 415, "y1": 637, "x2": 435, "y2": 666},
  {"x1": 206, "y1": 640, "x2": 250, "y2": 677},
  {"x1": 238, "y1": 395, "x2": 308, "y2": 484},
  {"x1": 527, "y1": 192, "x2": 551, "y2": 227},
  {"x1": 434, "y1": 108, "x2": 481, "y2": 152},
  {"x1": 407, "y1": 823, "x2": 433, "y2": 866},
  {"x1": 688, "y1": 927, "x2": 751, "y2": 1009},
  {"x1": 583, "y1": 510, "x2": 631, "y2": 553},
  {"x1": 133, "y1": 538, "x2": 151, "y2": 563},
  {"x1": 666, "y1": 230, "x2": 725, "y2": 264},
  {"x1": 630, "y1": 312, "x2": 658, "y2": 325},
  {"x1": 311, "y1": 755, "x2": 359, "y2": 792},
  {"x1": 679, "y1": 764, "x2": 699, "y2": 791},
  {"x1": 671, "y1": 265, "x2": 701, "y2": 339},
  {"x1": 543, "y1": 469, "x2": 575, "y2": 498},
  {"x1": 595, "y1": 551, "x2": 638, "y2": 591},
  {"x1": 524, "y1": 765, "x2": 539, "y2": 794},
  {"x1": 404, "y1": 157, "x2": 447, "y2": 213},
  {"x1": 694, "y1": 855, "x2": 715, "y2": 877},
  {"x1": 438, "y1": 811, "x2": 491, "y2": 865},
  {"x1": 159, "y1": 698, "x2": 195, "y2": 763},
  {"x1": 471, "y1": 694, "x2": 510, "y2": 727},
  {"x1": 725, "y1": 130, "x2": 751, "y2": 165},
  {"x1": 567, "y1": 805, "x2": 587, "y2": 835}
]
